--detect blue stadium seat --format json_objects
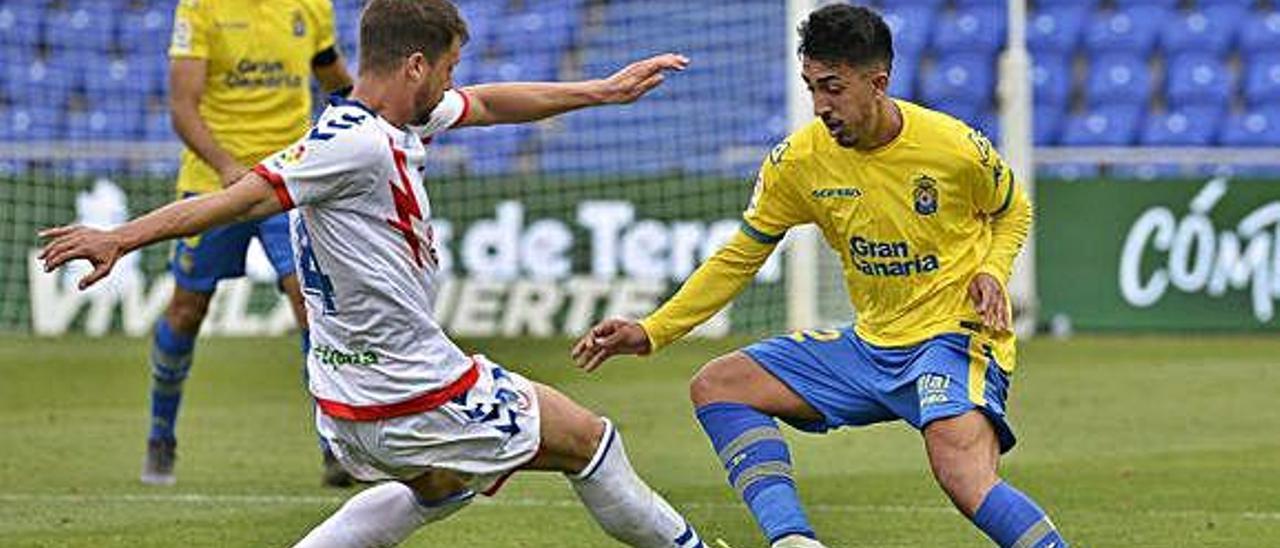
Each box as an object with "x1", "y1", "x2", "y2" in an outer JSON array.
[
  {"x1": 1196, "y1": 0, "x2": 1254, "y2": 7},
  {"x1": 921, "y1": 54, "x2": 995, "y2": 108},
  {"x1": 1166, "y1": 54, "x2": 1234, "y2": 108},
  {"x1": 1160, "y1": 7, "x2": 1244, "y2": 56},
  {"x1": 1028, "y1": 6, "x2": 1087, "y2": 55},
  {"x1": 492, "y1": 8, "x2": 579, "y2": 72},
  {"x1": 1244, "y1": 54, "x2": 1280, "y2": 107},
  {"x1": 1034, "y1": 105, "x2": 1065, "y2": 145},
  {"x1": 1239, "y1": 11, "x2": 1280, "y2": 57},
  {"x1": 1219, "y1": 107, "x2": 1280, "y2": 146},
  {"x1": 1140, "y1": 106, "x2": 1222, "y2": 146},
  {"x1": 1036, "y1": 0, "x2": 1098, "y2": 8},
  {"x1": 4, "y1": 57, "x2": 78, "y2": 109},
  {"x1": 877, "y1": 0, "x2": 945, "y2": 8},
  {"x1": 1060, "y1": 105, "x2": 1144, "y2": 145},
  {"x1": 118, "y1": 6, "x2": 172, "y2": 54},
  {"x1": 928, "y1": 99, "x2": 983, "y2": 128},
  {"x1": 1084, "y1": 54, "x2": 1152, "y2": 107},
  {"x1": 889, "y1": 54, "x2": 919, "y2": 100},
  {"x1": 44, "y1": 2, "x2": 116, "y2": 55},
  {"x1": 1112, "y1": 0, "x2": 1179, "y2": 8},
  {"x1": 972, "y1": 110, "x2": 1000, "y2": 145},
  {"x1": 67, "y1": 99, "x2": 145, "y2": 141},
  {"x1": 879, "y1": 6, "x2": 934, "y2": 55},
  {"x1": 0, "y1": 4, "x2": 42, "y2": 48},
  {"x1": 1084, "y1": 7, "x2": 1168, "y2": 55},
  {"x1": 435, "y1": 125, "x2": 530, "y2": 176},
  {"x1": 1032, "y1": 54, "x2": 1071, "y2": 109},
  {"x1": 1038, "y1": 163, "x2": 1101, "y2": 181},
  {"x1": 933, "y1": 7, "x2": 1006, "y2": 55},
  {"x1": 83, "y1": 56, "x2": 158, "y2": 97},
  {"x1": 143, "y1": 108, "x2": 174, "y2": 141},
  {"x1": 2, "y1": 105, "x2": 64, "y2": 141}
]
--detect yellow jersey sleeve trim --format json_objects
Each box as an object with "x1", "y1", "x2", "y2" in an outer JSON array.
[
  {"x1": 989, "y1": 171, "x2": 1016, "y2": 217},
  {"x1": 740, "y1": 221, "x2": 784, "y2": 245}
]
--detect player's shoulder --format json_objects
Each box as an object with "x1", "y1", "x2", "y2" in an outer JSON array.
[
  {"x1": 308, "y1": 103, "x2": 385, "y2": 154},
  {"x1": 763, "y1": 119, "x2": 826, "y2": 171},
  {"x1": 899, "y1": 99, "x2": 993, "y2": 167}
]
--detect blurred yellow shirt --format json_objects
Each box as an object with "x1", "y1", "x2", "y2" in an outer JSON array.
[
  {"x1": 641, "y1": 100, "x2": 1031, "y2": 371},
  {"x1": 169, "y1": 0, "x2": 336, "y2": 194}
]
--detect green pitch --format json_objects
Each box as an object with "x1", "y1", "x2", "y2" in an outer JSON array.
[{"x1": 2, "y1": 334, "x2": 1278, "y2": 547}]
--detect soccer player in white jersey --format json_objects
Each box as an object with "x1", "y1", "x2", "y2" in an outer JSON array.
[{"x1": 39, "y1": 1, "x2": 703, "y2": 546}]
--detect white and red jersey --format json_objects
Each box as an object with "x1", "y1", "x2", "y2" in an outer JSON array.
[{"x1": 253, "y1": 90, "x2": 475, "y2": 421}]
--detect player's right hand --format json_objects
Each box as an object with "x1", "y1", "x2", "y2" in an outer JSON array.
[
  {"x1": 37, "y1": 225, "x2": 125, "y2": 290},
  {"x1": 571, "y1": 318, "x2": 653, "y2": 372}
]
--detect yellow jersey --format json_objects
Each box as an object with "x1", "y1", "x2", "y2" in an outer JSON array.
[
  {"x1": 640, "y1": 100, "x2": 1032, "y2": 371},
  {"x1": 169, "y1": 0, "x2": 336, "y2": 194}
]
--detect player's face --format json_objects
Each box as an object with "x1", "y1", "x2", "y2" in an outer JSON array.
[
  {"x1": 409, "y1": 38, "x2": 462, "y2": 125},
  {"x1": 801, "y1": 57, "x2": 889, "y2": 148}
]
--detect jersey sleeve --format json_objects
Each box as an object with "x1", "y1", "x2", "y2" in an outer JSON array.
[
  {"x1": 740, "y1": 141, "x2": 812, "y2": 244},
  {"x1": 408, "y1": 89, "x2": 471, "y2": 141},
  {"x1": 313, "y1": 0, "x2": 338, "y2": 55},
  {"x1": 252, "y1": 123, "x2": 375, "y2": 209},
  {"x1": 963, "y1": 129, "x2": 1017, "y2": 216},
  {"x1": 168, "y1": 0, "x2": 209, "y2": 59}
]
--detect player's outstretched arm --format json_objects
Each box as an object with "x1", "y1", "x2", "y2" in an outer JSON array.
[
  {"x1": 38, "y1": 172, "x2": 283, "y2": 290},
  {"x1": 572, "y1": 230, "x2": 774, "y2": 372},
  {"x1": 456, "y1": 53, "x2": 689, "y2": 127}
]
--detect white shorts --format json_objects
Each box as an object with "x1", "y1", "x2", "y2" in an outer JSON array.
[{"x1": 315, "y1": 355, "x2": 542, "y2": 495}]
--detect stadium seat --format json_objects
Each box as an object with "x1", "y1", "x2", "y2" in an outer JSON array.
[
  {"x1": 972, "y1": 109, "x2": 1000, "y2": 144},
  {"x1": 1083, "y1": 7, "x2": 1168, "y2": 55},
  {"x1": 1038, "y1": 163, "x2": 1101, "y2": 181},
  {"x1": 928, "y1": 99, "x2": 984, "y2": 128},
  {"x1": 1196, "y1": 0, "x2": 1254, "y2": 7},
  {"x1": 1034, "y1": 105, "x2": 1065, "y2": 145},
  {"x1": 1060, "y1": 105, "x2": 1144, "y2": 146},
  {"x1": 1032, "y1": 54, "x2": 1071, "y2": 109},
  {"x1": 1084, "y1": 54, "x2": 1152, "y2": 108},
  {"x1": 878, "y1": 0, "x2": 945, "y2": 9},
  {"x1": 933, "y1": 7, "x2": 1006, "y2": 55},
  {"x1": 67, "y1": 100, "x2": 145, "y2": 141},
  {"x1": 83, "y1": 56, "x2": 159, "y2": 97},
  {"x1": 44, "y1": 3, "x2": 116, "y2": 56},
  {"x1": 118, "y1": 6, "x2": 171, "y2": 54},
  {"x1": 0, "y1": 4, "x2": 42, "y2": 48},
  {"x1": 879, "y1": 6, "x2": 934, "y2": 55},
  {"x1": 1219, "y1": 107, "x2": 1280, "y2": 146},
  {"x1": 1110, "y1": 163, "x2": 1187, "y2": 181},
  {"x1": 1239, "y1": 11, "x2": 1280, "y2": 57},
  {"x1": 1243, "y1": 54, "x2": 1280, "y2": 107},
  {"x1": 1036, "y1": 0, "x2": 1098, "y2": 9},
  {"x1": 1027, "y1": 6, "x2": 1087, "y2": 55},
  {"x1": 1140, "y1": 106, "x2": 1222, "y2": 146},
  {"x1": 920, "y1": 54, "x2": 995, "y2": 109},
  {"x1": 143, "y1": 108, "x2": 174, "y2": 142},
  {"x1": 1111, "y1": 0, "x2": 1179, "y2": 9},
  {"x1": 436, "y1": 125, "x2": 530, "y2": 176},
  {"x1": 889, "y1": 54, "x2": 919, "y2": 100},
  {"x1": 2, "y1": 105, "x2": 64, "y2": 141},
  {"x1": 1166, "y1": 53, "x2": 1234, "y2": 108},
  {"x1": 4, "y1": 57, "x2": 78, "y2": 109},
  {"x1": 1160, "y1": 7, "x2": 1244, "y2": 56}
]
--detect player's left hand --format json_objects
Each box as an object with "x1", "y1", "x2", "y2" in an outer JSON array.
[
  {"x1": 596, "y1": 53, "x2": 690, "y2": 104},
  {"x1": 968, "y1": 273, "x2": 1010, "y2": 333},
  {"x1": 37, "y1": 225, "x2": 126, "y2": 290}
]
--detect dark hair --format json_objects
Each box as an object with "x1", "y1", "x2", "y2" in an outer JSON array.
[
  {"x1": 798, "y1": 4, "x2": 893, "y2": 71},
  {"x1": 359, "y1": 0, "x2": 469, "y2": 74}
]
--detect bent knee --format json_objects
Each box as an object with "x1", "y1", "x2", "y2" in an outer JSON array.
[
  {"x1": 165, "y1": 297, "x2": 210, "y2": 334},
  {"x1": 689, "y1": 353, "x2": 752, "y2": 406}
]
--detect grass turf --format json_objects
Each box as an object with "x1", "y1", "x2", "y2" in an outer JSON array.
[{"x1": 1, "y1": 334, "x2": 1278, "y2": 547}]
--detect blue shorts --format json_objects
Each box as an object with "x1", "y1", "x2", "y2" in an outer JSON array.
[
  {"x1": 743, "y1": 327, "x2": 1017, "y2": 453},
  {"x1": 169, "y1": 193, "x2": 295, "y2": 293}
]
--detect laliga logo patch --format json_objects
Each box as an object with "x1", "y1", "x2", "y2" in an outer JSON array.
[
  {"x1": 280, "y1": 143, "x2": 306, "y2": 166},
  {"x1": 913, "y1": 174, "x2": 939, "y2": 216}
]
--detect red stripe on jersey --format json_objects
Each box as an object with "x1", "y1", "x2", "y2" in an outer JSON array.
[
  {"x1": 450, "y1": 89, "x2": 472, "y2": 129},
  {"x1": 315, "y1": 360, "x2": 479, "y2": 421},
  {"x1": 252, "y1": 164, "x2": 295, "y2": 210},
  {"x1": 384, "y1": 137, "x2": 427, "y2": 268}
]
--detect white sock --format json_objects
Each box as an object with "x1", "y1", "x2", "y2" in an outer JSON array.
[
  {"x1": 292, "y1": 481, "x2": 473, "y2": 548},
  {"x1": 569, "y1": 418, "x2": 704, "y2": 548}
]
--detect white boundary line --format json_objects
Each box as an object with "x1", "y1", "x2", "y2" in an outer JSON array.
[{"x1": 1, "y1": 493, "x2": 1277, "y2": 521}]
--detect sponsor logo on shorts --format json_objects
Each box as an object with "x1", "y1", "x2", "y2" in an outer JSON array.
[
  {"x1": 314, "y1": 344, "x2": 379, "y2": 367},
  {"x1": 917, "y1": 374, "x2": 951, "y2": 407}
]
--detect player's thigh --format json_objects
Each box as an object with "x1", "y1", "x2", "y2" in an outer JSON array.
[
  {"x1": 690, "y1": 350, "x2": 823, "y2": 423},
  {"x1": 523, "y1": 382, "x2": 605, "y2": 475}
]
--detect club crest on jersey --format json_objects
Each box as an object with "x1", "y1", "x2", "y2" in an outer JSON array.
[
  {"x1": 913, "y1": 174, "x2": 939, "y2": 216},
  {"x1": 292, "y1": 10, "x2": 306, "y2": 37}
]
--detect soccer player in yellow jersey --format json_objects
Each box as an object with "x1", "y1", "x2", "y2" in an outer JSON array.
[
  {"x1": 145, "y1": 0, "x2": 354, "y2": 486},
  {"x1": 574, "y1": 5, "x2": 1067, "y2": 548}
]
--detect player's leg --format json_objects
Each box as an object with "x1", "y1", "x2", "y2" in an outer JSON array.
[
  {"x1": 526, "y1": 382, "x2": 705, "y2": 548},
  {"x1": 689, "y1": 349, "x2": 827, "y2": 548},
  {"x1": 142, "y1": 220, "x2": 253, "y2": 485},
  {"x1": 907, "y1": 334, "x2": 1066, "y2": 547},
  {"x1": 292, "y1": 471, "x2": 473, "y2": 548}
]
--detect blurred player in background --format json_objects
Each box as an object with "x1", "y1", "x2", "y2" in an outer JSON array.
[
  {"x1": 575, "y1": 5, "x2": 1066, "y2": 548},
  {"x1": 149, "y1": 0, "x2": 355, "y2": 486},
  {"x1": 41, "y1": 1, "x2": 704, "y2": 546}
]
